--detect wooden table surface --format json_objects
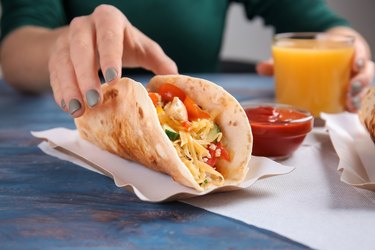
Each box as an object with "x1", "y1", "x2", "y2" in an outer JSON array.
[{"x1": 0, "y1": 74, "x2": 310, "y2": 249}]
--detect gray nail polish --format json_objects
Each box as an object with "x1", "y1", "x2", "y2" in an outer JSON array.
[
  {"x1": 104, "y1": 67, "x2": 118, "y2": 82},
  {"x1": 61, "y1": 99, "x2": 66, "y2": 109},
  {"x1": 351, "y1": 80, "x2": 362, "y2": 95},
  {"x1": 69, "y1": 99, "x2": 82, "y2": 115},
  {"x1": 352, "y1": 96, "x2": 361, "y2": 110},
  {"x1": 356, "y1": 58, "x2": 364, "y2": 70},
  {"x1": 86, "y1": 89, "x2": 100, "y2": 108}
]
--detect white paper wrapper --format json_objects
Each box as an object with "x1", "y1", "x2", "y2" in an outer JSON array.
[
  {"x1": 31, "y1": 128, "x2": 294, "y2": 202},
  {"x1": 321, "y1": 112, "x2": 375, "y2": 191}
]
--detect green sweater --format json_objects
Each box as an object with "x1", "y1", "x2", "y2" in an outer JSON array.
[{"x1": 1, "y1": 0, "x2": 348, "y2": 73}]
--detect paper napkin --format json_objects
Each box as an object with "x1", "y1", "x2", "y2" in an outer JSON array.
[
  {"x1": 321, "y1": 112, "x2": 375, "y2": 191},
  {"x1": 32, "y1": 128, "x2": 294, "y2": 202}
]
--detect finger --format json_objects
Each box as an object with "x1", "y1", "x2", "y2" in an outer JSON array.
[
  {"x1": 52, "y1": 35, "x2": 85, "y2": 118},
  {"x1": 49, "y1": 32, "x2": 68, "y2": 112},
  {"x1": 346, "y1": 60, "x2": 374, "y2": 112},
  {"x1": 93, "y1": 5, "x2": 124, "y2": 83},
  {"x1": 123, "y1": 26, "x2": 178, "y2": 75},
  {"x1": 349, "y1": 60, "x2": 374, "y2": 96},
  {"x1": 49, "y1": 65, "x2": 66, "y2": 112},
  {"x1": 352, "y1": 38, "x2": 369, "y2": 73},
  {"x1": 346, "y1": 88, "x2": 368, "y2": 113},
  {"x1": 69, "y1": 16, "x2": 102, "y2": 109},
  {"x1": 256, "y1": 59, "x2": 274, "y2": 76}
]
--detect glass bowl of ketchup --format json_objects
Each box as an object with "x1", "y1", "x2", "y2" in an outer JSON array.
[{"x1": 241, "y1": 101, "x2": 314, "y2": 159}]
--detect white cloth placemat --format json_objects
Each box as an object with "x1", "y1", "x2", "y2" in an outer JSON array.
[{"x1": 183, "y1": 128, "x2": 375, "y2": 250}]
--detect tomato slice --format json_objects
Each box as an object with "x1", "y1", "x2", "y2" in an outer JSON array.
[
  {"x1": 216, "y1": 142, "x2": 230, "y2": 161},
  {"x1": 181, "y1": 121, "x2": 191, "y2": 131},
  {"x1": 148, "y1": 92, "x2": 159, "y2": 106},
  {"x1": 183, "y1": 96, "x2": 211, "y2": 121},
  {"x1": 205, "y1": 145, "x2": 217, "y2": 167},
  {"x1": 205, "y1": 155, "x2": 217, "y2": 167},
  {"x1": 158, "y1": 83, "x2": 186, "y2": 103},
  {"x1": 204, "y1": 141, "x2": 230, "y2": 167}
]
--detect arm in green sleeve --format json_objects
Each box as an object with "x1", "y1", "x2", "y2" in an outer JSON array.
[{"x1": 1, "y1": 0, "x2": 67, "y2": 41}]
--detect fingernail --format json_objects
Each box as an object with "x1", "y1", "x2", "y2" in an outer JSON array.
[
  {"x1": 61, "y1": 99, "x2": 66, "y2": 109},
  {"x1": 104, "y1": 67, "x2": 118, "y2": 82},
  {"x1": 351, "y1": 80, "x2": 362, "y2": 95},
  {"x1": 69, "y1": 99, "x2": 82, "y2": 115},
  {"x1": 86, "y1": 89, "x2": 100, "y2": 108},
  {"x1": 356, "y1": 58, "x2": 364, "y2": 70},
  {"x1": 352, "y1": 96, "x2": 361, "y2": 110}
]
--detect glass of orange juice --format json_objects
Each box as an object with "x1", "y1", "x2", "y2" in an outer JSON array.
[{"x1": 272, "y1": 32, "x2": 354, "y2": 117}]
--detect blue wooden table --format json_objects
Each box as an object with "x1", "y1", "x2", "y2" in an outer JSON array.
[{"x1": 0, "y1": 74, "x2": 310, "y2": 249}]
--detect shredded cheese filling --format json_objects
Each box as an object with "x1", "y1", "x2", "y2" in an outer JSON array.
[{"x1": 156, "y1": 106, "x2": 225, "y2": 187}]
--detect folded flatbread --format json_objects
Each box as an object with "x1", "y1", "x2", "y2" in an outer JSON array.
[
  {"x1": 75, "y1": 75, "x2": 252, "y2": 191},
  {"x1": 359, "y1": 86, "x2": 375, "y2": 142}
]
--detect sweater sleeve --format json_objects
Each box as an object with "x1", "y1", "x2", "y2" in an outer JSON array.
[
  {"x1": 233, "y1": 0, "x2": 349, "y2": 33},
  {"x1": 1, "y1": 0, "x2": 67, "y2": 41}
]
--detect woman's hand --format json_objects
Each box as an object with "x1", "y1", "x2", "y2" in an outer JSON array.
[
  {"x1": 49, "y1": 4, "x2": 178, "y2": 118},
  {"x1": 326, "y1": 27, "x2": 374, "y2": 112}
]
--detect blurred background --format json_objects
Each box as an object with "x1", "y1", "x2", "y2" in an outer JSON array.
[
  {"x1": 221, "y1": 0, "x2": 375, "y2": 63},
  {"x1": 0, "y1": 1, "x2": 373, "y2": 73}
]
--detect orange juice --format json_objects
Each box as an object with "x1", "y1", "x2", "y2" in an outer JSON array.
[{"x1": 273, "y1": 33, "x2": 354, "y2": 117}]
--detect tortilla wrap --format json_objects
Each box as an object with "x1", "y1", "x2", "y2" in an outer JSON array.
[
  {"x1": 75, "y1": 75, "x2": 252, "y2": 191},
  {"x1": 359, "y1": 86, "x2": 375, "y2": 142}
]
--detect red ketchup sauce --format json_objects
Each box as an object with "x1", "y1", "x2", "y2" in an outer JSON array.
[{"x1": 244, "y1": 105, "x2": 313, "y2": 158}]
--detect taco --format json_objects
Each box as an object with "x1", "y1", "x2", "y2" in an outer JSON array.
[
  {"x1": 359, "y1": 86, "x2": 375, "y2": 142},
  {"x1": 75, "y1": 75, "x2": 252, "y2": 191}
]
